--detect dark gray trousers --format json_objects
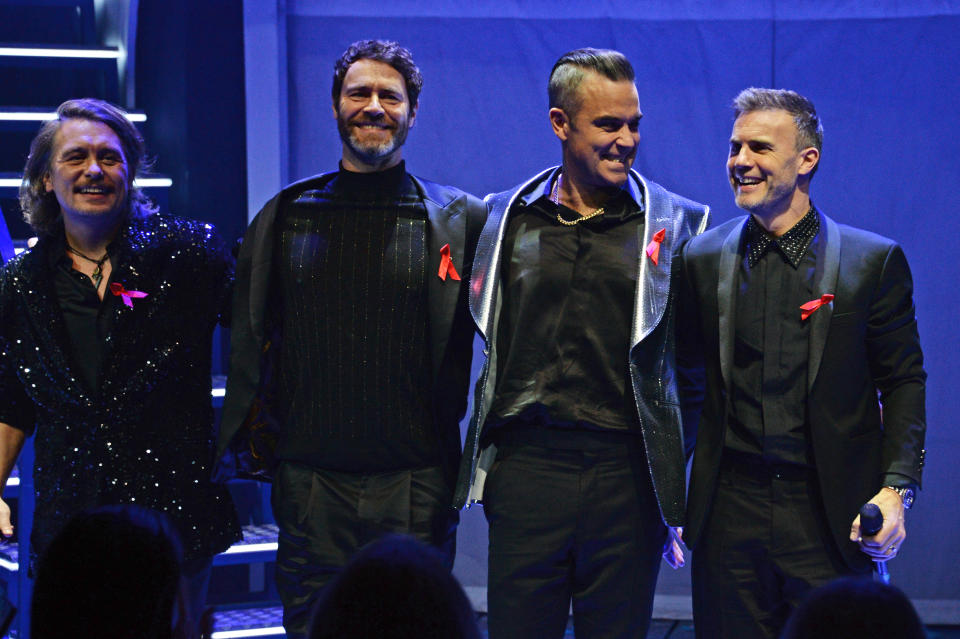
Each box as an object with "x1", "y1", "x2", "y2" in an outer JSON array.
[{"x1": 271, "y1": 461, "x2": 458, "y2": 639}]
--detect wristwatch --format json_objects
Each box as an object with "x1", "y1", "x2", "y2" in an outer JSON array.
[{"x1": 884, "y1": 486, "x2": 915, "y2": 509}]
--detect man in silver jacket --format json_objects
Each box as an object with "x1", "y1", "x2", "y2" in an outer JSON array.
[{"x1": 454, "y1": 48, "x2": 709, "y2": 638}]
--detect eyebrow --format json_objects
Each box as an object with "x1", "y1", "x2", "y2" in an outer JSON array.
[{"x1": 58, "y1": 145, "x2": 123, "y2": 156}]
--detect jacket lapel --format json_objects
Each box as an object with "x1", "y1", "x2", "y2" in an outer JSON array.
[
  {"x1": 470, "y1": 167, "x2": 554, "y2": 343},
  {"x1": 807, "y1": 213, "x2": 841, "y2": 392},
  {"x1": 717, "y1": 218, "x2": 746, "y2": 392},
  {"x1": 98, "y1": 223, "x2": 151, "y2": 383},
  {"x1": 631, "y1": 173, "x2": 677, "y2": 347},
  {"x1": 16, "y1": 242, "x2": 86, "y2": 398},
  {"x1": 421, "y1": 179, "x2": 468, "y2": 376}
]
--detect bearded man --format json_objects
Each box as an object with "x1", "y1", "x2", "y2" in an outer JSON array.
[{"x1": 218, "y1": 39, "x2": 486, "y2": 639}]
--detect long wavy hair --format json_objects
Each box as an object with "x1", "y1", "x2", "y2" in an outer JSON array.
[{"x1": 19, "y1": 98, "x2": 157, "y2": 236}]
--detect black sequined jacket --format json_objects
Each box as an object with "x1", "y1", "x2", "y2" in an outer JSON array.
[
  {"x1": 453, "y1": 167, "x2": 709, "y2": 527},
  {"x1": 0, "y1": 214, "x2": 241, "y2": 561}
]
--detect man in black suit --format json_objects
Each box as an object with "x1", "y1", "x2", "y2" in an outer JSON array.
[
  {"x1": 218, "y1": 40, "x2": 485, "y2": 639},
  {"x1": 679, "y1": 88, "x2": 926, "y2": 638}
]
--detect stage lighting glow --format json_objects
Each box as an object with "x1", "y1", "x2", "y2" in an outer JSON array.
[
  {"x1": 0, "y1": 557, "x2": 17, "y2": 571},
  {"x1": 133, "y1": 178, "x2": 173, "y2": 187},
  {"x1": 211, "y1": 628, "x2": 286, "y2": 638},
  {"x1": 0, "y1": 46, "x2": 120, "y2": 59},
  {"x1": 0, "y1": 111, "x2": 146, "y2": 122},
  {"x1": 219, "y1": 542, "x2": 279, "y2": 555},
  {"x1": 0, "y1": 177, "x2": 171, "y2": 188},
  {"x1": 211, "y1": 387, "x2": 226, "y2": 398}
]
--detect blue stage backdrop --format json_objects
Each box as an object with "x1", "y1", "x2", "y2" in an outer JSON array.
[{"x1": 244, "y1": 0, "x2": 960, "y2": 613}]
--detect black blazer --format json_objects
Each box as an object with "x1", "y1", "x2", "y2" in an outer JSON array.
[
  {"x1": 679, "y1": 212, "x2": 926, "y2": 571},
  {"x1": 216, "y1": 171, "x2": 487, "y2": 488}
]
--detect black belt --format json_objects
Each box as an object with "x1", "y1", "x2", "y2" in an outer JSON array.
[{"x1": 720, "y1": 449, "x2": 815, "y2": 482}]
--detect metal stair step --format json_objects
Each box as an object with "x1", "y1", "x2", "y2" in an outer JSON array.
[
  {"x1": 211, "y1": 605, "x2": 285, "y2": 638},
  {"x1": 213, "y1": 524, "x2": 278, "y2": 566}
]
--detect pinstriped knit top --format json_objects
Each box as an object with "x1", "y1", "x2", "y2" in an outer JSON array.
[{"x1": 273, "y1": 162, "x2": 440, "y2": 472}]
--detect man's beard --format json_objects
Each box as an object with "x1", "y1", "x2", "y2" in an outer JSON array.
[{"x1": 337, "y1": 115, "x2": 409, "y2": 164}]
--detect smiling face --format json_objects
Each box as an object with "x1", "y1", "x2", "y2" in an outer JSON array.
[
  {"x1": 551, "y1": 71, "x2": 641, "y2": 193},
  {"x1": 43, "y1": 118, "x2": 129, "y2": 224},
  {"x1": 334, "y1": 58, "x2": 416, "y2": 172},
  {"x1": 727, "y1": 108, "x2": 819, "y2": 222}
]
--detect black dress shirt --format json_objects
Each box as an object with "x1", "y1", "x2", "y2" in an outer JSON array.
[
  {"x1": 726, "y1": 207, "x2": 820, "y2": 466},
  {"x1": 51, "y1": 237, "x2": 119, "y2": 394},
  {"x1": 488, "y1": 177, "x2": 644, "y2": 440}
]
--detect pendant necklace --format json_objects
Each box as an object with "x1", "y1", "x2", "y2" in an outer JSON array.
[{"x1": 66, "y1": 245, "x2": 109, "y2": 288}]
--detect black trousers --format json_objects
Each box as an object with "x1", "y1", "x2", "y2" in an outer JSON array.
[
  {"x1": 691, "y1": 456, "x2": 851, "y2": 639},
  {"x1": 271, "y1": 461, "x2": 458, "y2": 639},
  {"x1": 484, "y1": 434, "x2": 666, "y2": 639}
]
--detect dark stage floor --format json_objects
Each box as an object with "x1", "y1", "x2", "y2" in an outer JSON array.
[{"x1": 474, "y1": 616, "x2": 960, "y2": 638}]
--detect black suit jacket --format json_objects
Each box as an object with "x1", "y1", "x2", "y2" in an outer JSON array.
[
  {"x1": 216, "y1": 171, "x2": 487, "y2": 488},
  {"x1": 680, "y1": 212, "x2": 926, "y2": 571}
]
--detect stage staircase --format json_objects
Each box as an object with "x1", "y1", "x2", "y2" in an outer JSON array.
[{"x1": 0, "y1": 2, "x2": 281, "y2": 636}]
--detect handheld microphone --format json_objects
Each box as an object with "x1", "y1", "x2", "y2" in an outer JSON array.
[{"x1": 859, "y1": 503, "x2": 890, "y2": 584}]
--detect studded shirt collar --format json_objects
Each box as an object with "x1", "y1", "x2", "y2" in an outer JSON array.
[{"x1": 746, "y1": 206, "x2": 819, "y2": 268}]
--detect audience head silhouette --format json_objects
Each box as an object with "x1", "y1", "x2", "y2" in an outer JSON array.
[
  {"x1": 781, "y1": 576, "x2": 926, "y2": 639},
  {"x1": 31, "y1": 504, "x2": 186, "y2": 639},
  {"x1": 309, "y1": 534, "x2": 480, "y2": 639}
]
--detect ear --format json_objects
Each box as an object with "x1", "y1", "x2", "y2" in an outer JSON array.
[
  {"x1": 43, "y1": 172, "x2": 53, "y2": 192},
  {"x1": 549, "y1": 107, "x2": 570, "y2": 142},
  {"x1": 797, "y1": 146, "x2": 820, "y2": 176},
  {"x1": 332, "y1": 100, "x2": 339, "y2": 121},
  {"x1": 408, "y1": 102, "x2": 418, "y2": 129}
]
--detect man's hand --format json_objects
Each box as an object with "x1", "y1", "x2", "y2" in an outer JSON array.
[
  {"x1": 662, "y1": 526, "x2": 686, "y2": 569},
  {"x1": 849, "y1": 487, "x2": 906, "y2": 560},
  {"x1": 0, "y1": 496, "x2": 13, "y2": 539}
]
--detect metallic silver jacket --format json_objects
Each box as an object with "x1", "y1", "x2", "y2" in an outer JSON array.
[{"x1": 452, "y1": 167, "x2": 709, "y2": 526}]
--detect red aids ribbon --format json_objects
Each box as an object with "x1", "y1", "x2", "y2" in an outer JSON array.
[
  {"x1": 438, "y1": 244, "x2": 461, "y2": 281},
  {"x1": 109, "y1": 282, "x2": 148, "y2": 308},
  {"x1": 646, "y1": 228, "x2": 667, "y2": 265},
  {"x1": 800, "y1": 293, "x2": 834, "y2": 320}
]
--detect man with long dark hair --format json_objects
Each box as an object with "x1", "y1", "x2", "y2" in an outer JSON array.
[{"x1": 0, "y1": 98, "x2": 240, "y2": 624}]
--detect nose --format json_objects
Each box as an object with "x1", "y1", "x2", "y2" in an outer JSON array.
[
  {"x1": 363, "y1": 94, "x2": 384, "y2": 117},
  {"x1": 731, "y1": 146, "x2": 752, "y2": 169},
  {"x1": 84, "y1": 158, "x2": 104, "y2": 178},
  {"x1": 616, "y1": 125, "x2": 638, "y2": 150}
]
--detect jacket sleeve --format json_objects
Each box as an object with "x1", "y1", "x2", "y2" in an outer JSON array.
[
  {"x1": 0, "y1": 266, "x2": 36, "y2": 434},
  {"x1": 675, "y1": 236, "x2": 706, "y2": 460},
  {"x1": 865, "y1": 244, "x2": 926, "y2": 487}
]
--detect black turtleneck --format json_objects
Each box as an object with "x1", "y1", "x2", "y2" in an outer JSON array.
[{"x1": 273, "y1": 161, "x2": 439, "y2": 472}]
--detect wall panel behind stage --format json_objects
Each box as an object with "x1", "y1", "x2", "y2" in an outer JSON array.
[{"x1": 246, "y1": 0, "x2": 960, "y2": 610}]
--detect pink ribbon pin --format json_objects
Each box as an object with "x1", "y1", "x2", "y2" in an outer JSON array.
[
  {"x1": 110, "y1": 282, "x2": 148, "y2": 308},
  {"x1": 438, "y1": 244, "x2": 461, "y2": 281},
  {"x1": 646, "y1": 228, "x2": 667, "y2": 265},
  {"x1": 800, "y1": 294, "x2": 834, "y2": 320}
]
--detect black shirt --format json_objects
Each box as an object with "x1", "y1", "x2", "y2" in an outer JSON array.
[
  {"x1": 488, "y1": 172, "x2": 645, "y2": 438},
  {"x1": 50, "y1": 235, "x2": 119, "y2": 394},
  {"x1": 726, "y1": 207, "x2": 820, "y2": 465}
]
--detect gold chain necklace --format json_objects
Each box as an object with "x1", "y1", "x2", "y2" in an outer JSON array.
[{"x1": 551, "y1": 172, "x2": 605, "y2": 226}]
